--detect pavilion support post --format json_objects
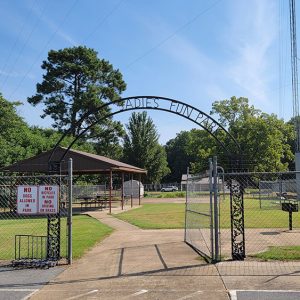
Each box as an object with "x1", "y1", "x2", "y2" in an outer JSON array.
[
  {"x1": 131, "y1": 174, "x2": 133, "y2": 208},
  {"x1": 121, "y1": 172, "x2": 124, "y2": 210},
  {"x1": 138, "y1": 173, "x2": 141, "y2": 206},
  {"x1": 109, "y1": 169, "x2": 112, "y2": 214}
]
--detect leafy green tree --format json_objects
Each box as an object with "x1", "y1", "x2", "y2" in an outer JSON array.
[
  {"x1": 164, "y1": 131, "x2": 195, "y2": 182},
  {"x1": 286, "y1": 116, "x2": 299, "y2": 152},
  {"x1": 0, "y1": 94, "x2": 48, "y2": 167},
  {"x1": 27, "y1": 46, "x2": 126, "y2": 151},
  {"x1": 123, "y1": 112, "x2": 170, "y2": 183},
  {"x1": 188, "y1": 129, "x2": 218, "y2": 173},
  {"x1": 89, "y1": 119, "x2": 124, "y2": 160},
  {"x1": 0, "y1": 93, "x2": 102, "y2": 169},
  {"x1": 165, "y1": 96, "x2": 295, "y2": 176},
  {"x1": 211, "y1": 96, "x2": 260, "y2": 128},
  {"x1": 210, "y1": 97, "x2": 294, "y2": 172},
  {"x1": 238, "y1": 114, "x2": 294, "y2": 171}
]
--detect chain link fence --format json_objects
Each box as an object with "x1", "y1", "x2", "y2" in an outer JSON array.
[
  {"x1": 185, "y1": 171, "x2": 213, "y2": 261},
  {"x1": 0, "y1": 174, "x2": 69, "y2": 266},
  {"x1": 184, "y1": 156, "x2": 225, "y2": 262},
  {"x1": 219, "y1": 171, "x2": 300, "y2": 261}
]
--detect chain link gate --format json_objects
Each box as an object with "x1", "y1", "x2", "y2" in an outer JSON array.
[
  {"x1": 184, "y1": 157, "x2": 221, "y2": 262},
  {"x1": 219, "y1": 171, "x2": 300, "y2": 261},
  {"x1": 0, "y1": 173, "x2": 71, "y2": 267},
  {"x1": 185, "y1": 157, "x2": 300, "y2": 264}
]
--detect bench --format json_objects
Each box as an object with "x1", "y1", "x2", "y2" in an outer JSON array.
[{"x1": 80, "y1": 199, "x2": 106, "y2": 211}]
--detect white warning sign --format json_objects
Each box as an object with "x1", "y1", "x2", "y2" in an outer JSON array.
[
  {"x1": 17, "y1": 186, "x2": 38, "y2": 214},
  {"x1": 38, "y1": 185, "x2": 59, "y2": 214}
]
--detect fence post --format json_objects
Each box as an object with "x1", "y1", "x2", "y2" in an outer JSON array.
[
  {"x1": 184, "y1": 167, "x2": 189, "y2": 242},
  {"x1": 213, "y1": 156, "x2": 220, "y2": 262},
  {"x1": 68, "y1": 158, "x2": 73, "y2": 265},
  {"x1": 209, "y1": 158, "x2": 214, "y2": 261}
]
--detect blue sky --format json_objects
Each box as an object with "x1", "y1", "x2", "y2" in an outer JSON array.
[{"x1": 0, "y1": 0, "x2": 296, "y2": 144}]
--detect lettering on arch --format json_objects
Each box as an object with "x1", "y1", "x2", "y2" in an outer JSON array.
[
  {"x1": 119, "y1": 97, "x2": 221, "y2": 135},
  {"x1": 49, "y1": 96, "x2": 240, "y2": 164}
]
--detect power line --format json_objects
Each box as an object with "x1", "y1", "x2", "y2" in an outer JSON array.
[
  {"x1": 9, "y1": 0, "x2": 123, "y2": 99},
  {"x1": 1, "y1": 0, "x2": 47, "y2": 89},
  {"x1": 82, "y1": 0, "x2": 125, "y2": 44},
  {"x1": 0, "y1": 0, "x2": 39, "y2": 88},
  {"x1": 278, "y1": 0, "x2": 283, "y2": 118},
  {"x1": 8, "y1": 0, "x2": 79, "y2": 100},
  {"x1": 124, "y1": 0, "x2": 223, "y2": 69}
]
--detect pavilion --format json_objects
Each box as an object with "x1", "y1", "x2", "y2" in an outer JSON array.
[{"x1": 1, "y1": 146, "x2": 147, "y2": 212}]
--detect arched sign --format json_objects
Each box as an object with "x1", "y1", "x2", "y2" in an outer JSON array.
[
  {"x1": 47, "y1": 96, "x2": 244, "y2": 262},
  {"x1": 49, "y1": 96, "x2": 240, "y2": 164}
]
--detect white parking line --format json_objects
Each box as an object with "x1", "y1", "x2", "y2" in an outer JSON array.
[
  {"x1": 176, "y1": 290, "x2": 203, "y2": 300},
  {"x1": 21, "y1": 289, "x2": 39, "y2": 300},
  {"x1": 0, "y1": 289, "x2": 39, "y2": 300},
  {"x1": 66, "y1": 289, "x2": 99, "y2": 300},
  {"x1": 0, "y1": 289, "x2": 38, "y2": 292},
  {"x1": 229, "y1": 290, "x2": 237, "y2": 300},
  {"x1": 229, "y1": 290, "x2": 300, "y2": 300},
  {"x1": 131, "y1": 289, "x2": 148, "y2": 296}
]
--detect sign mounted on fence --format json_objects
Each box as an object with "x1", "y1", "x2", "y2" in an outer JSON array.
[
  {"x1": 17, "y1": 185, "x2": 59, "y2": 215},
  {"x1": 17, "y1": 186, "x2": 38, "y2": 214},
  {"x1": 38, "y1": 185, "x2": 59, "y2": 214}
]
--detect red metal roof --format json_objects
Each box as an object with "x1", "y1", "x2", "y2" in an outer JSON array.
[{"x1": 1, "y1": 146, "x2": 147, "y2": 174}]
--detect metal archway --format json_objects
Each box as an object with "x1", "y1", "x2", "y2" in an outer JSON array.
[
  {"x1": 47, "y1": 96, "x2": 245, "y2": 261},
  {"x1": 48, "y1": 96, "x2": 240, "y2": 165}
]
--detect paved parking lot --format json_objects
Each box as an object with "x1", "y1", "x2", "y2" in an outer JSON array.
[
  {"x1": 0, "y1": 265, "x2": 65, "y2": 300},
  {"x1": 1, "y1": 209, "x2": 300, "y2": 300}
]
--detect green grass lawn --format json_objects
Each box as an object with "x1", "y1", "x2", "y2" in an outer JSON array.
[
  {"x1": 253, "y1": 246, "x2": 300, "y2": 260},
  {"x1": 114, "y1": 203, "x2": 185, "y2": 229},
  {"x1": 144, "y1": 191, "x2": 209, "y2": 198},
  {"x1": 0, "y1": 214, "x2": 113, "y2": 260},
  {"x1": 157, "y1": 191, "x2": 186, "y2": 198},
  {"x1": 72, "y1": 215, "x2": 113, "y2": 258},
  {"x1": 114, "y1": 198, "x2": 300, "y2": 229},
  {"x1": 144, "y1": 191, "x2": 185, "y2": 198}
]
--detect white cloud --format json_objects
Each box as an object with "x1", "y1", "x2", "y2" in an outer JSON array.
[
  {"x1": 31, "y1": 4, "x2": 78, "y2": 46},
  {"x1": 126, "y1": 0, "x2": 280, "y2": 120},
  {"x1": 129, "y1": 12, "x2": 232, "y2": 104},
  {"x1": 0, "y1": 69, "x2": 35, "y2": 80},
  {"x1": 159, "y1": 33, "x2": 230, "y2": 104},
  {"x1": 226, "y1": 0, "x2": 278, "y2": 107}
]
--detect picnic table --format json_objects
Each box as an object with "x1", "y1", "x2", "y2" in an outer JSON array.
[
  {"x1": 78, "y1": 195, "x2": 131, "y2": 211},
  {"x1": 78, "y1": 195, "x2": 108, "y2": 211},
  {"x1": 276, "y1": 192, "x2": 297, "y2": 200}
]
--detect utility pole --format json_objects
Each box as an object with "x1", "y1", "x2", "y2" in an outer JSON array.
[
  {"x1": 290, "y1": 0, "x2": 299, "y2": 147},
  {"x1": 289, "y1": 0, "x2": 300, "y2": 198}
]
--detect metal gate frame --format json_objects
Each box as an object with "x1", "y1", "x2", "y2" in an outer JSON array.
[
  {"x1": 184, "y1": 156, "x2": 220, "y2": 263},
  {"x1": 45, "y1": 158, "x2": 73, "y2": 265},
  {"x1": 0, "y1": 159, "x2": 73, "y2": 267}
]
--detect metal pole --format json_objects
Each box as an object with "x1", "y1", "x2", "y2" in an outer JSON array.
[
  {"x1": 138, "y1": 173, "x2": 141, "y2": 206},
  {"x1": 184, "y1": 167, "x2": 189, "y2": 242},
  {"x1": 213, "y1": 156, "x2": 219, "y2": 262},
  {"x1": 67, "y1": 158, "x2": 73, "y2": 265},
  {"x1": 289, "y1": 210, "x2": 293, "y2": 230},
  {"x1": 121, "y1": 172, "x2": 124, "y2": 210},
  {"x1": 259, "y1": 180, "x2": 262, "y2": 209},
  {"x1": 209, "y1": 158, "x2": 214, "y2": 262},
  {"x1": 109, "y1": 169, "x2": 112, "y2": 213},
  {"x1": 130, "y1": 174, "x2": 133, "y2": 208},
  {"x1": 217, "y1": 166, "x2": 225, "y2": 202}
]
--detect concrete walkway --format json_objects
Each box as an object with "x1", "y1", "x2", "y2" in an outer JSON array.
[
  {"x1": 29, "y1": 209, "x2": 300, "y2": 300},
  {"x1": 31, "y1": 210, "x2": 228, "y2": 300}
]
